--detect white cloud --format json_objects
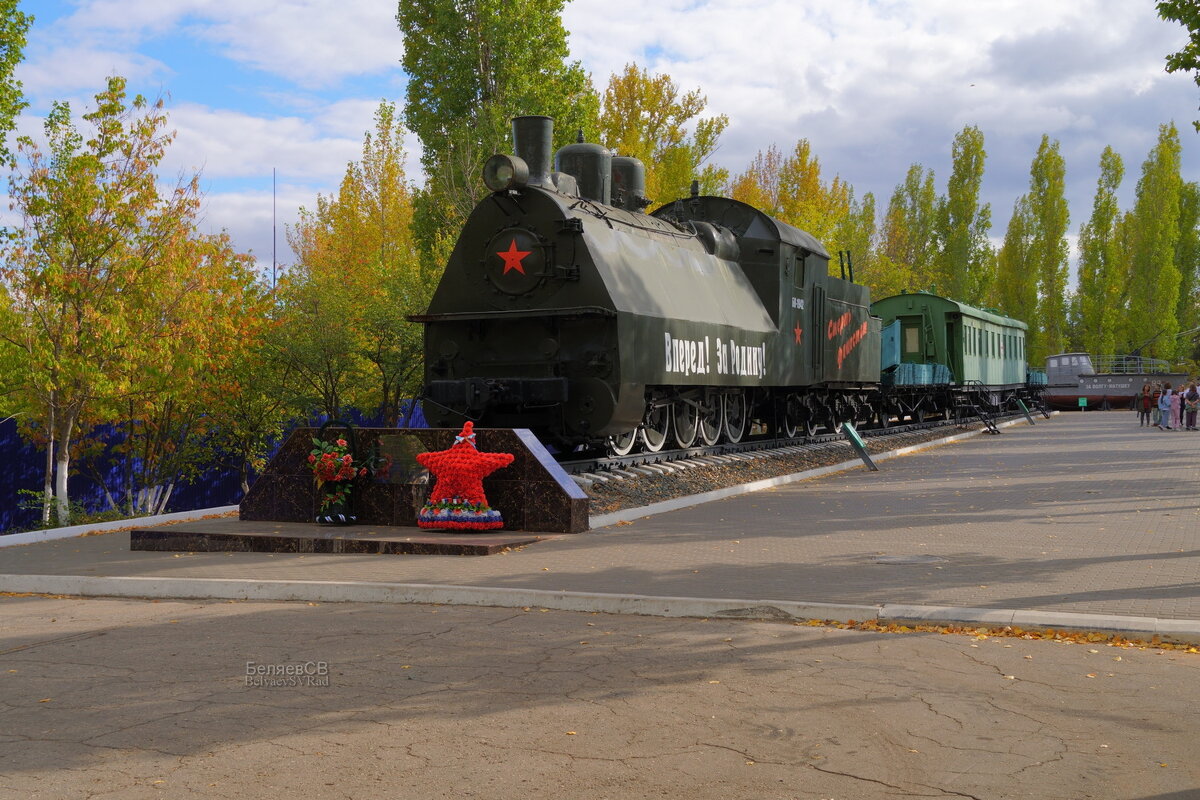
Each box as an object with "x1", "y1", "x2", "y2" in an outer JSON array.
[{"x1": 26, "y1": 0, "x2": 405, "y2": 93}]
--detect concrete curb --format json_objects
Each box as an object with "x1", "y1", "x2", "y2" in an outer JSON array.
[
  {"x1": 590, "y1": 414, "x2": 1041, "y2": 529},
  {"x1": 0, "y1": 506, "x2": 240, "y2": 549},
  {"x1": 4, "y1": 572, "x2": 1195, "y2": 645},
  {"x1": 0, "y1": 574, "x2": 878, "y2": 623}
]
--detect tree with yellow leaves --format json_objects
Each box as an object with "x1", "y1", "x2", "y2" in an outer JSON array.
[
  {"x1": 277, "y1": 102, "x2": 429, "y2": 424},
  {"x1": 598, "y1": 63, "x2": 728, "y2": 205}
]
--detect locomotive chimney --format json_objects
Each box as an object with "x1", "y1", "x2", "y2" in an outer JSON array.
[{"x1": 511, "y1": 116, "x2": 554, "y2": 188}]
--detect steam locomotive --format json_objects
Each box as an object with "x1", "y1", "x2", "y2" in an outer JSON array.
[{"x1": 411, "y1": 116, "x2": 1038, "y2": 453}]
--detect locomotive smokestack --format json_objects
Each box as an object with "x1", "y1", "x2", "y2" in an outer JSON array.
[{"x1": 512, "y1": 116, "x2": 554, "y2": 188}]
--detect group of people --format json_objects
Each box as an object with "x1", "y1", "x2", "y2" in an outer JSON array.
[{"x1": 1137, "y1": 382, "x2": 1200, "y2": 430}]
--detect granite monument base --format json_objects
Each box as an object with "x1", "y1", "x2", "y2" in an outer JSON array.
[{"x1": 131, "y1": 518, "x2": 542, "y2": 556}]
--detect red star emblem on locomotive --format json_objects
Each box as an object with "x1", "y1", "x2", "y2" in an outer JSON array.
[
  {"x1": 794, "y1": 324, "x2": 803, "y2": 344},
  {"x1": 497, "y1": 239, "x2": 532, "y2": 275}
]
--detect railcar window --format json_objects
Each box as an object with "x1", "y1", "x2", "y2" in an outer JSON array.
[{"x1": 903, "y1": 326, "x2": 920, "y2": 355}]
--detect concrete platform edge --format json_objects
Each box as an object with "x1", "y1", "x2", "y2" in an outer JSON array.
[
  {"x1": 0, "y1": 573, "x2": 879, "y2": 623},
  {"x1": 4, "y1": 573, "x2": 1195, "y2": 644}
]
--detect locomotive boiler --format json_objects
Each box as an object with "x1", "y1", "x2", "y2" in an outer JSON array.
[{"x1": 411, "y1": 115, "x2": 881, "y2": 453}]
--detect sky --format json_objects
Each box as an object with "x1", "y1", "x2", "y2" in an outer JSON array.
[{"x1": 11, "y1": 0, "x2": 1200, "y2": 280}]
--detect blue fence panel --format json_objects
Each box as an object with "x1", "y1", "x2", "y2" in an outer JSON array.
[{"x1": 1, "y1": 400, "x2": 429, "y2": 535}]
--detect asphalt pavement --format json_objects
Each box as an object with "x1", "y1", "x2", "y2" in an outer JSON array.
[{"x1": 4, "y1": 409, "x2": 1200, "y2": 799}]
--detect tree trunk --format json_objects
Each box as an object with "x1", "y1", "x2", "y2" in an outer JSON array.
[
  {"x1": 42, "y1": 399, "x2": 56, "y2": 525},
  {"x1": 53, "y1": 409, "x2": 76, "y2": 526}
]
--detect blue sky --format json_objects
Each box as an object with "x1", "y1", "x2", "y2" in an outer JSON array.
[{"x1": 12, "y1": 0, "x2": 1200, "y2": 276}]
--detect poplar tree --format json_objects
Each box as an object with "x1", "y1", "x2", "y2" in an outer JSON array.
[
  {"x1": 1025, "y1": 136, "x2": 1070, "y2": 363},
  {"x1": 1076, "y1": 146, "x2": 1125, "y2": 356},
  {"x1": 396, "y1": 0, "x2": 598, "y2": 266},
  {"x1": 934, "y1": 125, "x2": 992, "y2": 305},
  {"x1": 994, "y1": 198, "x2": 1037, "y2": 328},
  {"x1": 598, "y1": 63, "x2": 728, "y2": 204},
  {"x1": 880, "y1": 164, "x2": 939, "y2": 291},
  {"x1": 1176, "y1": 182, "x2": 1200, "y2": 359},
  {"x1": 1126, "y1": 123, "x2": 1183, "y2": 360}
]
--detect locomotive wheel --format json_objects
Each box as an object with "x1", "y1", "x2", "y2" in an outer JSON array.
[
  {"x1": 723, "y1": 390, "x2": 748, "y2": 443},
  {"x1": 782, "y1": 393, "x2": 801, "y2": 439},
  {"x1": 697, "y1": 392, "x2": 723, "y2": 446},
  {"x1": 607, "y1": 430, "x2": 637, "y2": 456},
  {"x1": 803, "y1": 414, "x2": 819, "y2": 437},
  {"x1": 641, "y1": 404, "x2": 671, "y2": 452},
  {"x1": 825, "y1": 396, "x2": 844, "y2": 434},
  {"x1": 672, "y1": 399, "x2": 699, "y2": 448}
]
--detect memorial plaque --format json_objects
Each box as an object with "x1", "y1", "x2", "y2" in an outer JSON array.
[{"x1": 377, "y1": 434, "x2": 430, "y2": 483}]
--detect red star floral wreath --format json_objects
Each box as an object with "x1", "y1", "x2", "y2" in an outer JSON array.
[{"x1": 416, "y1": 421, "x2": 514, "y2": 530}]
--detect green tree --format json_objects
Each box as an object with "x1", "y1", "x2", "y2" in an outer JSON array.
[
  {"x1": 1126, "y1": 123, "x2": 1183, "y2": 360},
  {"x1": 994, "y1": 198, "x2": 1038, "y2": 328},
  {"x1": 1176, "y1": 182, "x2": 1200, "y2": 359},
  {"x1": 0, "y1": 77, "x2": 261, "y2": 523},
  {"x1": 598, "y1": 63, "x2": 728, "y2": 204},
  {"x1": 1075, "y1": 146, "x2": 1125, "y2": 356},
  {"x1": 397, "y1": 0, "x2": 598, "y2": 267},
  {"x1": 1023, "y1": 135, "x2": 1070, "y2": 363},
  {"x1": 0, "y1": 0, "x2": 31, "y2": 165},
  {"x1": 1157, "y1": 0, "x2": 1200, "y2": 131},
  {"x1": 934, "y1": 125, "x2": 992, "y2": 304},
  {"x1": 278, "y1": 102, "x2": 428, "y2": 423},
  {"x1": 880, "y1": 164, "x2": 939, "y2": 291}
]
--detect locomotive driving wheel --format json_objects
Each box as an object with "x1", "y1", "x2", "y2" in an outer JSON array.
[
  {"x1": 697, "y1": 389, "x2": 723, "y2": 446},
  {"x1": 607, "y1": 430, "x2": 637, "y2": 456},
  {"x1": 782, "y1": 393, "x2": 802, "y2": 439},
  {"x1": 640, "y1": 402, "x2": 671, "y2": 452},
  {"x1": 672, "y1": 395, "x2": 699, "y2": 448},
  {"x1": 723, "y1": 390, "x2": 748, "y2": 443}
]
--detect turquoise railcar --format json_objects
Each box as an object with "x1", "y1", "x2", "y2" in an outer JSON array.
[{"x1": 870, "y1": 291, "x2": 1028, "y2": 388}]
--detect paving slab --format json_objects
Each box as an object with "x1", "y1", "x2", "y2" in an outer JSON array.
[{"x1": 2, "y1": 411, "x2": 1199, "y2": 634}]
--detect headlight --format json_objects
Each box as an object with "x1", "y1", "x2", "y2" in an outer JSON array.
[{"x1": 483, "y1": 154, "x2": 530, "y2": 192}]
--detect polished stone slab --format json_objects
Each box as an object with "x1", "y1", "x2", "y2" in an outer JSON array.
[
  {"x1": 130, "y1": 518, "x2": 543, "y2": 556},
  {"x1": 239, "y1": 427, "x2": 588, "y2": 533}
]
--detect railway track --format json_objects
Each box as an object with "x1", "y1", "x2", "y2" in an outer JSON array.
[{"x1": 560, "y1": 409, "x2": 1034, "y2": 479}]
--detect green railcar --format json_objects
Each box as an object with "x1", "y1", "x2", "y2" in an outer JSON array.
[{"x1": 871, "y1": 291, "x2": 1028, "y2": 388}]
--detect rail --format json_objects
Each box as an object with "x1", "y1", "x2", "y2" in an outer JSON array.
[{"x1": 1087, "y1": 355, "x2": 1175, "y2": 374}]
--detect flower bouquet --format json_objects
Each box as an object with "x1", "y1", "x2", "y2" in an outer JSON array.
[{"x1": 308, "y1": 425, "x2": 379, "y2": 524}]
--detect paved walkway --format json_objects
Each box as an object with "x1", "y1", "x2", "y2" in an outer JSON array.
[{"x1": 3, "y1": 410, "x2": 1199, "y2": 631}]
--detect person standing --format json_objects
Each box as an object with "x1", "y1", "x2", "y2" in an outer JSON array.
[
  {"x1": 1185, "y1": 383, "x2": 1200, "y2": 431},
  {"x1": 1170, "y1": 384, "x2": 1183, "y2": 430},
  {"x1": 1138, "y1": 383, "x2": 1154, "y2": 427},
  {"x1": 1157, "y1": 382, "x2": 1173, "y2": 429}
]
